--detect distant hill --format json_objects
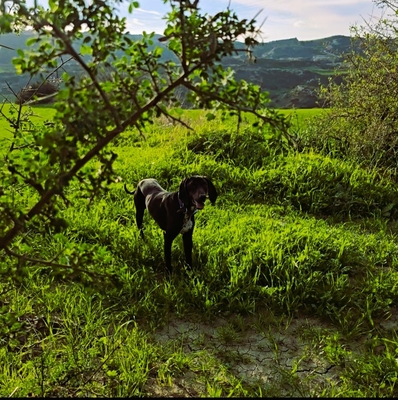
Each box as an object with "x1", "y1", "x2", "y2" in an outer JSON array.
[
  {"x1": 224, "y1": 35, "x2": 351, "y2": 107},
  {"x1": 0, "y1": 32, "x2": 354, "y2": 108}
]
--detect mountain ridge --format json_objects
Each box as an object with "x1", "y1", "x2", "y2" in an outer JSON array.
[{"x1": 0, "y1": 32, "x2": 353, "y2": 108}]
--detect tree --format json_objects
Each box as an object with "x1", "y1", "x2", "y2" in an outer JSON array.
[
  {"x1": 313, "y1": 0, "x2": 398, "y2": 169},
  {"x1": 0, "y1": 0, "x2": 289, "y2": 279}
]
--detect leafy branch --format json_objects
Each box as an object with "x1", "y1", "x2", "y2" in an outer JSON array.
[{"x1": 0, "y1": 0, "x2": 290, "y2": 277}]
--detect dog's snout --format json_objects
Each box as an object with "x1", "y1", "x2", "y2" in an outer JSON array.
[{"x1": 199, "y1": 194, "x2": 207, "y2": 203}]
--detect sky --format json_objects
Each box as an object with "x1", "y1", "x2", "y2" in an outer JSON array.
[{"x1": 119, "y1": 0, "x2": 383, "y2": 42}]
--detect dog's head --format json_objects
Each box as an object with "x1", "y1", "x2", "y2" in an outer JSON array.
[{"x1": 178, "y1": 175, "x2": 218, "y2": 210}]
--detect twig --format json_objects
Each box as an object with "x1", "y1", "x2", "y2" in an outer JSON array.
[
  {"x1": 3, "y1": 246, "x2": 110, "y2": 281},
  {"x1": 155, "y1": 105, "x2": 193, "y2": 130},
  {"x1": 8, "y1": 387, "x2": 19, "y2": 398}
]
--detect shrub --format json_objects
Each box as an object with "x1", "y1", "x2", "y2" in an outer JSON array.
[
  {"x1": 306, "y1": 4, "x2": 398, "y2": 170},
  {"x1": 16, "y1": 80, "x2": 59, "y2": 105},
  {"x1": 184, "y1": 126, "x2": 274, "y2": 169},
  {"x1": 249, "y1": 152, "x2": 398, "y2": 219}
]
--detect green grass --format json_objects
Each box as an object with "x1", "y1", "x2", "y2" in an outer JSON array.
[
  {"x1": 0, "y1": 103, "x2": 56, "y2": 134},
  {"x1": 0, "y1": 103, "x2": 56, "y2": 154},
  {"x1": 0, "y1": 104, "x2": 319, "y2": 140},
  {"x1": 2, "y1": 106, "x2": 398, "y2": 397}
]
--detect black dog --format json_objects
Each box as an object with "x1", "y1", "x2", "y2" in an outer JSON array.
[{"x1": 124, "y1": 176, "x2": 218, "y2": 273}]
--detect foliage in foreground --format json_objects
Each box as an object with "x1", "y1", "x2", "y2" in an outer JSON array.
[{"x1": 0, "y1": 0, "x2": 289, "y2": 275}]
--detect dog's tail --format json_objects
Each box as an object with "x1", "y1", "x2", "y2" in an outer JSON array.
[{"x1": 124, "y1": 183, "x2": 136, "y2": 195}]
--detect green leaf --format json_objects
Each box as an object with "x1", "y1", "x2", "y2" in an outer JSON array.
[
  {"x1": 48, "y1": 0, "x2": 58, "y2": 12},
  {"x1": 128, "y1": 1, "x2": 140, "y2": 13},
  {"x1": 26, "y1": 37, "x2": 38, "y2": 46},
  {"x1": 80, "y1": 44, "x2": 93, "y2": 56},
  {"x1": 106, "y1": 370, "x2": 118, "y2": 378}
]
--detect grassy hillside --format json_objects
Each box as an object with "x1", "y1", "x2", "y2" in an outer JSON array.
[{"x1": 1, "y1": 107, "x2": 398, "y2": 396}]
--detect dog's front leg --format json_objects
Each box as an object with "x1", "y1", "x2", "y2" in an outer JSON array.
[
  {"x1": 163, "y1": 231, "x2": 178, "y2": 274},
  {"x1": 182, "y1": 229, "x2": 194, "y2": 269}
]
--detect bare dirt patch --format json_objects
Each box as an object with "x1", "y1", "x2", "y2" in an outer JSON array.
[{"x1": 144, "y1": 312, "x2": 345, "y2": 396}]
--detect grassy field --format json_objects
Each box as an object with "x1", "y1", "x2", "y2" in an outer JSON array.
[
  {"x1": 0, "y1": 103, "x2": 319, "y2": 134},
  {"x1": 1, "y1": 105, "x2": 398, "y2": 397}
]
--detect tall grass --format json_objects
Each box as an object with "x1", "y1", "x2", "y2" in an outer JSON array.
[{"x1": 1, "y1": 106, "x2": 398, "y2": 396}]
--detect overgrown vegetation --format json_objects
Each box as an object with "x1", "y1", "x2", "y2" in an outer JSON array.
[
  {"x1": 1, "y1": 106, "x2": 398, "y2": 396},
  {"x1": 303, "y1": 0, "x2": 398, "y2": 171},
  {"x1": 1, "y1": 0, "x2": 398, "y2": 397}
]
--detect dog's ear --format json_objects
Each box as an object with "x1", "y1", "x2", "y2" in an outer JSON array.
[
  {"x1": 178, "y1": 178, "x2": 190, "y2": 205},
  {"x1": 204, "y1": 177, "x2": 218, "y2": 205}
]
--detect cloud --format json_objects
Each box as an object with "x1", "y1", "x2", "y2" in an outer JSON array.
[
  {"x1": 122, "y1": 0, "x2": 384, "y2": 41},
  {"x1": 129, "y1": 18, "x2": 145, "y2": 27},
  {"x1": 136, "y1": 8, "x2": 162, "y2": 16},
  {"x1": 124, "y1": 3, "x2": 166, "y2": 34},
  {"x1": 293, "y1": 20, "x2": 304, "y2": 28}
]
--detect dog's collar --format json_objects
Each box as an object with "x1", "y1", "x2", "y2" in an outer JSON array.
[{"x1": 178, "y1": 196, "x2": 199, "y2": 215}]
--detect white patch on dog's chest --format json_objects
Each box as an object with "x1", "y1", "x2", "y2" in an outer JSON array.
[{"x1": 180, "y1": 214, "x2": 193, "y2": 234}]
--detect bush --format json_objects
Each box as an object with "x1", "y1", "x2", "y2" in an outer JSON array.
[
  {"x1": 16, "y1": 80, "x2": 59, "y2": 104},
  {"x1": 184, "y1": 126, "x2": 274, "y2": 169},
  {"x1": 306, "y1": 4, "x2": 398, "y2": 170},
  {"x1": 251, "y1": 152, "x2": 398, "y2": 219}
]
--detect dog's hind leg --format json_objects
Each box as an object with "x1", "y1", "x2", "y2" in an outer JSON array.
[{"x1": 134, "y1": 189, "x2": 146, "y2": 239}]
